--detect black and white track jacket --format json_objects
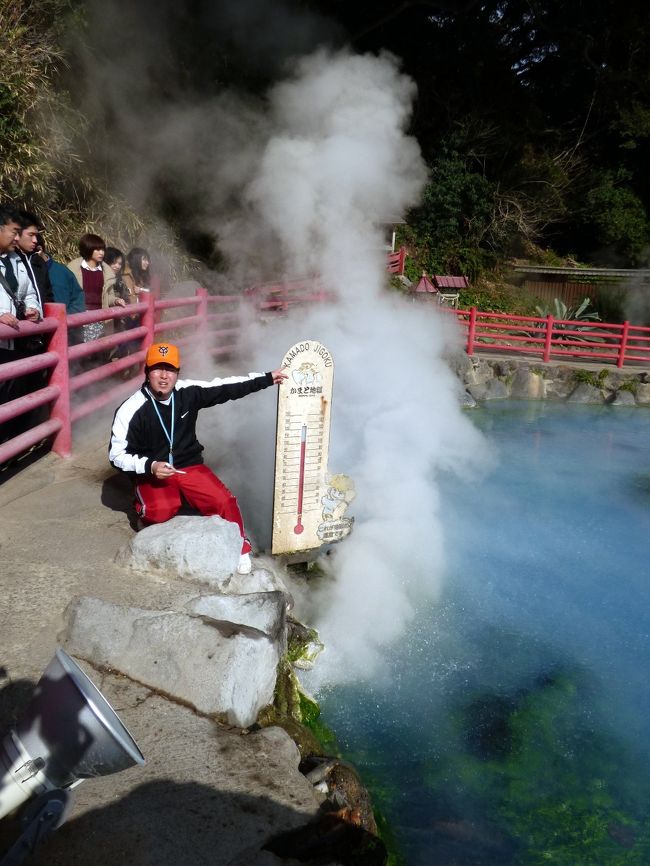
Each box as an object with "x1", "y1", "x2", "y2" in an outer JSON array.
[{"x1": 109, "y1": 371, "x2": 273, "y2": 475}]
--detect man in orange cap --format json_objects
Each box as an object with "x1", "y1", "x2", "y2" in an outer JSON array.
[{"x1": 109, "y1": 341, "x2": 287, "y2": 574}]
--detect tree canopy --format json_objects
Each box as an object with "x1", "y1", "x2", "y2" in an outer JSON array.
[
  {"x1": 2, "y1": 0, "x2": 649, "y2": 270},
  {"x1": 315, "y1": 0, "x2": 650, "y2": 268}
]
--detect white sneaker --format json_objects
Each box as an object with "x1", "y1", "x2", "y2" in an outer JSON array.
[{"x1": 237, "y1": 553, "x2": 252, "y2": 575}]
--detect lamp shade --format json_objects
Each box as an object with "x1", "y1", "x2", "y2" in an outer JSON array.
[{"x1": 0, "y1": 649, "x2": 144, "y2": 819}]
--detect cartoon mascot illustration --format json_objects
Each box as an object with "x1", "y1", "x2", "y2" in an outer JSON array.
[
  {"x1": 321, "y1": 474, "x2": 356, "y2": 522},
  {"x1": 292, "y1": 363, "x2": 322, "y2": 388}
]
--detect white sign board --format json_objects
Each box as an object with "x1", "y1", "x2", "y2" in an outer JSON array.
[{"x1": 272, "y1": 340, "x2": 354, "y2": 556}]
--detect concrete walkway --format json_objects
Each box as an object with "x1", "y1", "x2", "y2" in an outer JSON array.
[{"x1": 0, "y1": 421, "x2": 321, "y2": 865}]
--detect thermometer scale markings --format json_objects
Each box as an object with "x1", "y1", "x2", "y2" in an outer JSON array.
[{"x1": 280, "y1": 413, "x2": 325, "y2": 518}]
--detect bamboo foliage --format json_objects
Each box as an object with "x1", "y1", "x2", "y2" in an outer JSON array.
[
  {"x1": 0, "y1": 0, "x2": 193, "y2": 276},
  {"x1": 0, "y1": 0, "x2": 70, "y2": 204}
]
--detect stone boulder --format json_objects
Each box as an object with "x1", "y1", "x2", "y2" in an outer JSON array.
[
  {"x1": 567, "y1": 382, "x2": 605, "y2": 404},
  {"x1": 446, "y1": 351, "x2": 476, "y2": 383},
  {"x1": 466, "y1": 358, "x2": 495, "y2": 387},
  {"x1": 63, "y1": 595, "x2": 284, "y2": 726},
  {"x1": 491, "y1": 359, "x2": 518, "y2": 378},
  {"x1": 611, "y1": 389, "x2": 636, "y2": 406},
  {"x1": 186, "y1": 591, "x2": 287, "y2": 642},
  {"x1": 226, "y1": 565, "x2": 293, "y2": 601},
  {"x1": 466, "y1": 382, "x2": 488, "y2": 401},
  {"x1": 115, "y1": 515, "x2": 242, "y2": 588},
  {"x1": 635, "y1": 383, "x2": 650, "y2": 404},
  {"x1": 509, "y1": 366, "x2": 545, "y2": 400},
  {"x1": 483, "y1": 378, "x2": 509, "y2": 400},
  {"x1": 543, "y1": 368, "x2": 577, "y2": 400}
]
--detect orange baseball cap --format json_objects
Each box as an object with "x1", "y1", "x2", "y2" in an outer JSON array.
[{"x1": 145, "y1": 342, "x2": 180, "y2": 369}]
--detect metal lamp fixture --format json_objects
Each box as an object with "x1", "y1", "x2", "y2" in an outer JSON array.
[{"x1": 0, "y1": 649, "x2": 145, "y2": 863}]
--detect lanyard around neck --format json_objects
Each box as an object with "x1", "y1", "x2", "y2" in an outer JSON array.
[{"x1": 147, "y1": 389, "x2": 175, "y2": 464}]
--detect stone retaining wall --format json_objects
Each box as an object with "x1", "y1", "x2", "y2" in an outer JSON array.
[{"x1": 450, "y1": 353, "x2": 650, "y2": 407}]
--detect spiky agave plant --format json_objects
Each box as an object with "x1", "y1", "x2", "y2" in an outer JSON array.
[
  {"x1": 532, "y1": 297, "x2": 602, "y2": 344},
  {"x1": 535, "y1": 297, "x2": 602, "y2": 324}
]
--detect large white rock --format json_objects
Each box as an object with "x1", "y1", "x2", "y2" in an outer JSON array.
[
  {"x1": 116, "y1": 515, "x2": 242, "y2": 587},
  {"x1": 186, "y1": 591, "x2": 287, "y2": 641},
  {"x1": 63, "y1": 596, "x2": 282, "y2": 727},
  {"x1": 226, "y1": 565, "x2": 294, "y2": 603}
]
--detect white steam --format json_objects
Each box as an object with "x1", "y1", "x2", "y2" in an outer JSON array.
[
  {"x1": 68, "y1": 1, "x2": 491, "y2": 684},
  {"x1": 200, "y1": 50, "x2": 491, "y2": 684}
]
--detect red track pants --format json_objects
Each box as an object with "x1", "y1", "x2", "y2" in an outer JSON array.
[{"x1": 135, "y1": 464, "x2": 251, "y2": 554}]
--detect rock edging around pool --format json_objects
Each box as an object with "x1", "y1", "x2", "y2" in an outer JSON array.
[
  {"x1": 450, "y1": 353, "x2": 650, "y2": 406},
  {"x1": 62, "y1": 516, "x2": 389, "y2": 866}
]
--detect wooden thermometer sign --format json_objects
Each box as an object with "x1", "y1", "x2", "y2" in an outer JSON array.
[{"x1": 272, "y1": 340, "x2": 355, "y2": 556}]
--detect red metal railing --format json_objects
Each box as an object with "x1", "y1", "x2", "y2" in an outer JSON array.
[
  {"x1": 3, "y1": 280, "x2": 649, "y2": 470},
  {"x1": 0, "y1": 313, "x2": 67, "y2": 464},
  {"x1": 245, "y1": 276, "x2": 334, "y2": 313},
  {"x1": 386, "y1": 246, "x2": 407, "y2": 275},
  {"x1": 0, "y1": 280, "x2": 335, "y2": 466},
  {"x1": 0, "y1": 287, "x2": 243, "y2": 465},
  {"x1": 456, "y1": 308, "x2": 650, "y2": 367}
]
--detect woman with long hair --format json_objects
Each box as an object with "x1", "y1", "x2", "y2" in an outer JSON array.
[
  {"x1": 105, "y1": 247, "x2": 138, "y2": 361},
  {"x1": 126, "y1": 247, "x2": 153, "y2": 296},
  {"x1": 105, "y1": 247, "x2": 130, "y2": 299}
]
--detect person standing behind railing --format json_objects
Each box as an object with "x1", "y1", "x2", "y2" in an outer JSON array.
[
  {"x1": 67, "y1": 234, "x2": 124, "y2": 343},
  {"x1": 36, "y1": 237, "x2": 86, "y2": 315},
  {"x1": 0, "y1": 205, "x2": 43, "y2": 444},
  {"x1": 126, "y1": 247, "x2": 158, "y2": 300},
  {"x1": 12, "y1": 210, "x2": 53, "y2": 308},
  {"x1": 105, "y1": 247, "x2": 138, "y2": 362}
]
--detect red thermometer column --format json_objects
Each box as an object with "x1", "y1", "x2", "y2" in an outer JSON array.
[{"x1": 294, "y1": 424, "x2": 307, "y2": 534}]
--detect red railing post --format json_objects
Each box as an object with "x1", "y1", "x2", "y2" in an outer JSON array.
[
  {"x1": 542, "y1": 314, "x2": 554, "y2": 362},
  {"x1": 617, "y1": 320, "x2": 630, "y2": 368},
  {"x1": 196, "y1": 286, "x2": 209, "y2": 348},
  {"x1": 143, "y1": 291, "x2": 155, "y2": 346},
  {"x1": 398, "y1": 246, "x2": 406, "y2": 275},
  {"x1": 46, "y1": 302, "x2": 72, "y2": 458},
  {"x1": 466, "y1": 307, "x2": 477, "y2": 355}
]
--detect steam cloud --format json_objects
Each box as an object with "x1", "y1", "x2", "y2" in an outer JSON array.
[
  {"x1": 199, "y1": 50, "x2": 491, "y2": 684},
  {"x1": 72, "y1": 4, "x2": 491, "y2": 684}
]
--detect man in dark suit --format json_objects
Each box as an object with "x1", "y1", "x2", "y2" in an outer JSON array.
[
  {"x1": 0, "y1": 204, "x2": 42, "y2": 444},
  {"x1": 12, "y1": 209, "x2": 53, "y2": 307}
]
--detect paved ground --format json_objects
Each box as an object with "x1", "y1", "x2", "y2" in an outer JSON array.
[{"x1": 0, "y1": 419, "x2": 322, "y2": 865}]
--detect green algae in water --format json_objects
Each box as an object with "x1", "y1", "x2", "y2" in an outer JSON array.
[
  {"x1": 299, "y1": 690, "x2": 341, "y2": 757},
  {"x1": 425, "y1": 672, "x2": 650, "y2": 864}
]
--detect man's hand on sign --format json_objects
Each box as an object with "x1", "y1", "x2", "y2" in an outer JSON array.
[{"x1": 271, "y1": 368, "x2": 289, "y2": 385}]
